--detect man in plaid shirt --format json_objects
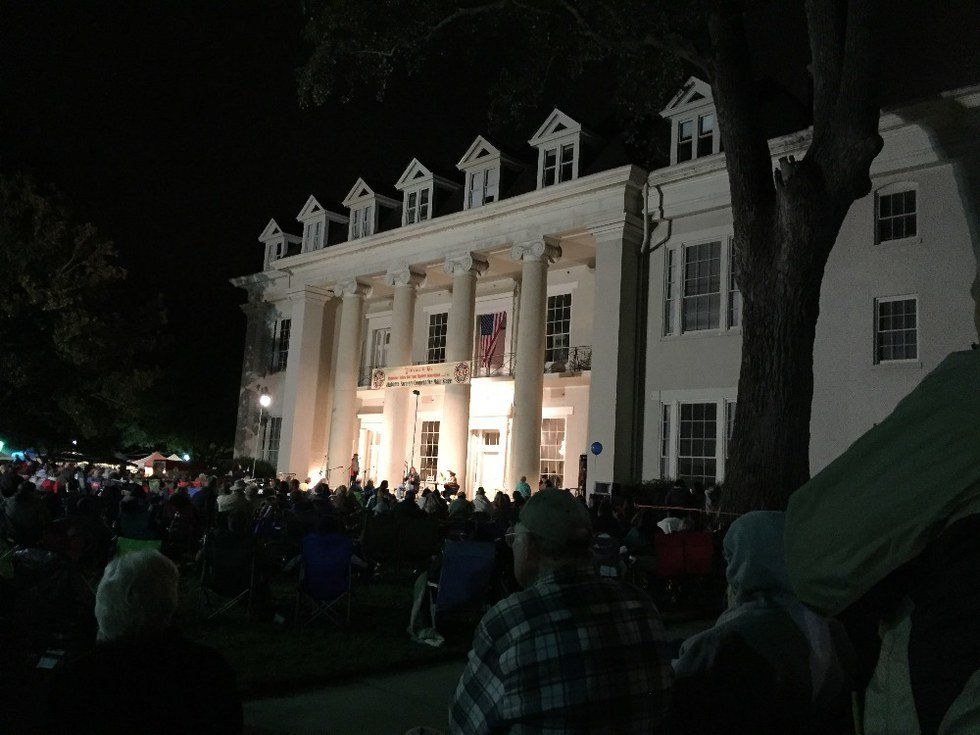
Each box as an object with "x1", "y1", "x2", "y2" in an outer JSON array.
[{"x1": 449, "y1": 488, "x2": 672, "y2": 733}]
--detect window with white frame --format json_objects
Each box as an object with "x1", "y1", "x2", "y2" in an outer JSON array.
[
  {"x1": 682, "y1": 241, "x2": 722, "y2": 331},
  {"x1": 419, "y1": 421, "x2": 440, "y2": 483},
  {"x1": 725, "y1": 400, "x2": 736, "y2": 458},
  {"x1": 405, "y1": 188, "x2": 431, "y2": 225},
  {"x1": 467, "y1": 167, "x2": 499, "y2": 208},
  {"x1": 427, "y1": 312, "x2": 448, "y2": 363},
  {"x1": 542, "y1": 143, "x2": 575, "y2": 187},
  {"x1": 677, "y1": 119, "x2": 694, "y2": 163},
  {"x1": 676, "y1": 113, "x2": 720, "y2": 163},
  {"x1": 545, "y1": 293, "x2": 572, "y2": 362},
  {"x1": 305, "y1": 219, "x2": 324, "y2": 250},
  {"x1": 262, "y1": 416, "x2": 282, "y2": 467},
  {"x1": 660, "y1": 404, "x2": 672, "y2": 478},
  {"x1": 876, "y1": 187, "x2": 917, "y2": 242},
  {"x1": 540, "y1": 418, "x2": 566, "y2": 487},
  {"x1": 727, "y1": 238, "x2": 741, "y2": 328},
  {"x1": 270, "y1": 319, "x2": 290, "y2": 373},
  {"x1": 875, "y1": 296, "x2": 918, "y2": 363},
  {"x1": 697, "y1": 114, "x2": 715, "y2": 157},
  {"x1": 371, "y1": 327, "x2": 390, "y2": 368},
  {"x1": 663, "y1": 249, "x2": 677, "y2": 335},
  {"x1": 678, "y1": 402, "x2": 717, "y2": 487},
  {"x1": 351, "y1": 206, "x2": 373, "y2": 239}
]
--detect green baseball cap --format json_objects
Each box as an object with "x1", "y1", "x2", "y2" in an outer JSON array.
[{"x1": 519, "y1": 488, "x2": 593, "y2": 545}]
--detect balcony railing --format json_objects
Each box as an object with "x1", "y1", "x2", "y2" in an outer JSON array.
[{"x1": 357, "y1": 345, "x2": 592, "y2": 388}]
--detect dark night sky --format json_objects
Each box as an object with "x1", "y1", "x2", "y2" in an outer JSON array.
[{"x1": 2, "y1": 1, "x2": 976, "y2": 448}]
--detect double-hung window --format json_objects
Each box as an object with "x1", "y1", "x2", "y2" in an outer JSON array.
[
  {"x1": 663, "y1": 249, "x2": 677, "y2": 335},
  {"x1": 351, "y1": 206, "x2": 373, "y2": 239},
  {"x1": 371, "y1": 327, "x2": 390, "y2": 368},
  {"x1": 427, "y1": 313, "x2": 448, "y2": 364},
  {"x1": 406, "y1": 188, "x2": 430, "y2": 224},
  {"x1": 660, "y1": 404, "x2": 672, "y2": 478},
  {"x1": 419, "y1": 421, "x2": 440, "y2": 482},
  {"x1": 677, "y1": 402, "x2": 717, "y2": 487},
  {"x1": 877, "y1": 188, "x2": 917, "y2": 242},
  {"x1": 677, "y1": 119, "x2": 694, "y2": 163},
  {"x1": 682, "y1": 241, "x2": 722, "y2": 332},
  {"x1": 468, "y1": 167, "x2": 499, "y2": 208},
  {"x1": 698, "y1": 114, "x2": 715, "y2": 157},
  {"x1": 263, "y1": 416, "x2": 282, "y2": 467},
  {"x1": 542, "y1": 143, "x2": 575, "y2": 187},
  {"x1": 545, "y1": 293, "x2": 572, "y2": 363},
  {"x1": 875, "y1": 296, "x2": 918, "y2": 363},
  {"x1": 271, "y1": 319, "x2": 290, "y2": 373},
  {"x1": 540, "y1": 418, "x2": 566, "y2": 487},
  {"x1": 727, "y1": 239, "x2": 741, "y2": 328}
]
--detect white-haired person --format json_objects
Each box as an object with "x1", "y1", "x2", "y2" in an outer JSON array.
[{"x1": 45, "y1": 550, "x2": 242, "y2": 734}]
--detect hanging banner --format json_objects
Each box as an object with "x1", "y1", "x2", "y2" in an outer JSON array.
[{"x1": 369, "y1": 361, "x2": 471, "y2": 390}]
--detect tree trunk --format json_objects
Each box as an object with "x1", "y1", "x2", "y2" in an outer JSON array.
[{"x1": 707, "y1": 0, "x2": 883, "y2": 513}]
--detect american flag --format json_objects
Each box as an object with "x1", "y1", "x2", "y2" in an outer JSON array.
[{"x1": 478, "y1": 312, "x2": 506, "y2": 368}]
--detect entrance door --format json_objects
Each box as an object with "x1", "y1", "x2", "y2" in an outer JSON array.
[{"x1": 476, "y1": 430, "x2": 504, "y2": 499}]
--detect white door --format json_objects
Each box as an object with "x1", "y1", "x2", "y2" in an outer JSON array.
[{"x1": 478, "y1": 430, "x2": 505, "y2": 499}]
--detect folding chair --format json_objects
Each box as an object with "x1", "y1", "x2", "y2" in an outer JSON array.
[
  {"x1": 428, "y1": 540, "x2": 495, "y2": 628},
  {"x1": 199, "y1": 530, "x2": 256, "y2": 620},
  {"x1": 115, "y1": 536, "x2": 163, "y2": 557},
  {"x1": 295, "y1": 532, "x2": 353, "y2": 630},
  {"x1": 396, "y1": 518, "x2": 440, "y2": 572}
]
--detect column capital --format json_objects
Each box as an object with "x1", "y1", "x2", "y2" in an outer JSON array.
[
  {"x1": 383, "y1": 265, "x2": 427, "y2": 289},
  {"x1": 332, "y1": 279, "x2": 372, "y2": 299},
  {"x1": 510, "y1": 239, "x2": 561, "y2": 264},
  {"x1": 444, "y1": 251, "x2": 489, "y2": 278},
  {"x1": 286, "y1": 285, "x2": 333, "y2": 305}
]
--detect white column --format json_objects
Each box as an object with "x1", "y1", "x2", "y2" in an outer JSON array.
[
  {"x1": 506, "y1": 239, "x2": 561, "y2": 491},
  {"x1": 438, "y1": 252, "x2": 488, "y2": 491},
  {"x1": 586, "y1": 223, "x2": 644, "y2": 494},
  {"x1": 379, "y1": 266, "x2": 425, "y2": 485},
  {"x1": 278, "y1": 286, "x2": 333, "y2": 477},
  {"x1": 326, "y1": 279, "x2": 370, "y2": 486}
]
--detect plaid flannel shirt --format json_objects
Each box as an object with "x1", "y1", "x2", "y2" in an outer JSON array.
[{"x1": 449, "y1": 565, "x2": 672, "y2": 734}]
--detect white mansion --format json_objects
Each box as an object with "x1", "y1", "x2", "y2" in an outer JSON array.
[{"x1": 233, "y1": 77, "x2": 979, "y2": 495}]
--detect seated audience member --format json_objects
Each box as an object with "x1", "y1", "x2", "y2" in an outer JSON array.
[
  {"x1": 421, "y1": 487, "x2": 442, "y2": 515},
  {"x1": 784, "y1": 347, "x2": 980, "y2": 735},
  {"x1": 395, "y1": 488, "x2": 427, "y2": 519},
  {"x1": 449, "y1": 488, "x2": 672, "y2": 733},
  {"x1": 5, "y1": 481, "x2": 49, "y2": 545},
  {"x1": 657, "y1": 509, "x2": 684, "y2": 535},
  {"x1": 370, "y1": 484, "x2": 393, "y2": 515},
  {"x1": 593, "y1": 498, "x2": 626, "y2": 538},
  {"x1": 491, "y1": 491, "x2": 514, "y2": 526},
  {"x1": 44, "y1": 550, "x2": 243, "y2": 734},
  {"x1": 118, "y1": 484, "x2": 159, "y2": 540},
  {"x1": 218, "y1": 479, "x2": 252, "y2": 516},
  {"x1": 471, "y1": 487, "x2": 493, "y2": 515},
  {"x1": 669, "y1": 511, "x2": 852, "y2": 735},
  {"x1": 448, "y1": 490, "x2": 472, "y2": 518}
]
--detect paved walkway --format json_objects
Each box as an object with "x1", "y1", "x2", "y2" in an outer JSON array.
[
  {"x1": 244, "y1": 618, "x2": 712, "y2": 734},
  {"x1": 244, "y1": 660, "x2": 465, "y2": 735}
]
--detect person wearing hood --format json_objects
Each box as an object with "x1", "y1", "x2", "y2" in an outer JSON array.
[
  {"x1": 668, "y1": 511, "x2": 853, "y2": 734},
  {"x1": 784, "y1": 347, "x2": 980, "y2": 735},
  {"x1": 471, "y1": 487, "x2": 493, "y2": 515}
]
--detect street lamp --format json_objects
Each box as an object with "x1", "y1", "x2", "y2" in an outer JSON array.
[
  {"x1": 409, "y1": 389, "x2": 421, "y2": 483},
  {"x1": 182, "y1": 453, "x2": 190, "y2": 462},
  {"x1": 252, "y1": 393, "x2": 273, "y2": 477}
]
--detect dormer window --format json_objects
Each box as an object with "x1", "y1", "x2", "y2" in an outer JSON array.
[
  {"x1": 467, "y1": 166, "x2": 498, "y2": 208},
  {"x1": 258, "y1": 218, "x2": 301, "y2": 270},
  {"x1": 529, "y1": 109, "x2": 598, "y2": 190},
  {"x1": 542, "y1": 143, "x2": 575, "y2": 187},
  {"x1": 343, "y1": 178, "x2": 399, "y2": 240},
  {"x1": 405, "y1": 187, "x2": 430, "y2": 224},
  {"x1": 296, "y1": 195, "x2": 347, "y2": 253},
  {"x1": 458, "y1": 136, "x2": 520, "y2": 210},
  {"x1": 661, "y1": 77, "x2": 722, "y2": 166},
  {"x1": 351, "y1": 205, "x2": 374, "y2": 239},
  {"x1": 395, "y1": 159, "x2": 458, "y2": 226}
]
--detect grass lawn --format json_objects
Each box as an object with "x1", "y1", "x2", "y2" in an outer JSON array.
[{"x1": 175, "y1": 572, "x2": 473, "y2": 699}]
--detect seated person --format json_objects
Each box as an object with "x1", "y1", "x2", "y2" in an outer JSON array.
[
  {"x1": 117, "y1": 485, "x2": 159, "y2": 540},
  {"x1": 448, "y1": 491, "x2": 473, "y2": 518},
  {"x1": 471, "y1": 487, "x2": 493, "y2": 515},
  {"x1": 668, "y1": 511, "x2": 853, "y2": 735},
  {"x1": 593, "y1": 498, "x2": 626, "y2": 538},
  {"x1": 44, "y1": 550, "x2": 243, "y2": 734},
  {"x1": 395, "y1": 489, "x2": 427, "y2": 519},
  {"x1": 449, "y1": 488, "x2": 672, "y2": 733}
]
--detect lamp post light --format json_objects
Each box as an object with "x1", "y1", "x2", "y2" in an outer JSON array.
[
  {"x1": 252, "y1": 393, "x2": 273, "y2": 477},
  {"x1": 409, "y1": 389, "x2": 421, "y2": 483}
]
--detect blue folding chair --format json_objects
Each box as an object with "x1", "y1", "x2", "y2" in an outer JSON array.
[
  {"x1": 295, "y1": 532, "x2": 353, "y2": 630},
  {"x1": 428, "y1": 540, "x2": 496, "y2": 627}
]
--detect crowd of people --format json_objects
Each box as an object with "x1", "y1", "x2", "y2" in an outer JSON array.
[{"x1": 3, "y1": 337, "x2": 978, "y2": 735}]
